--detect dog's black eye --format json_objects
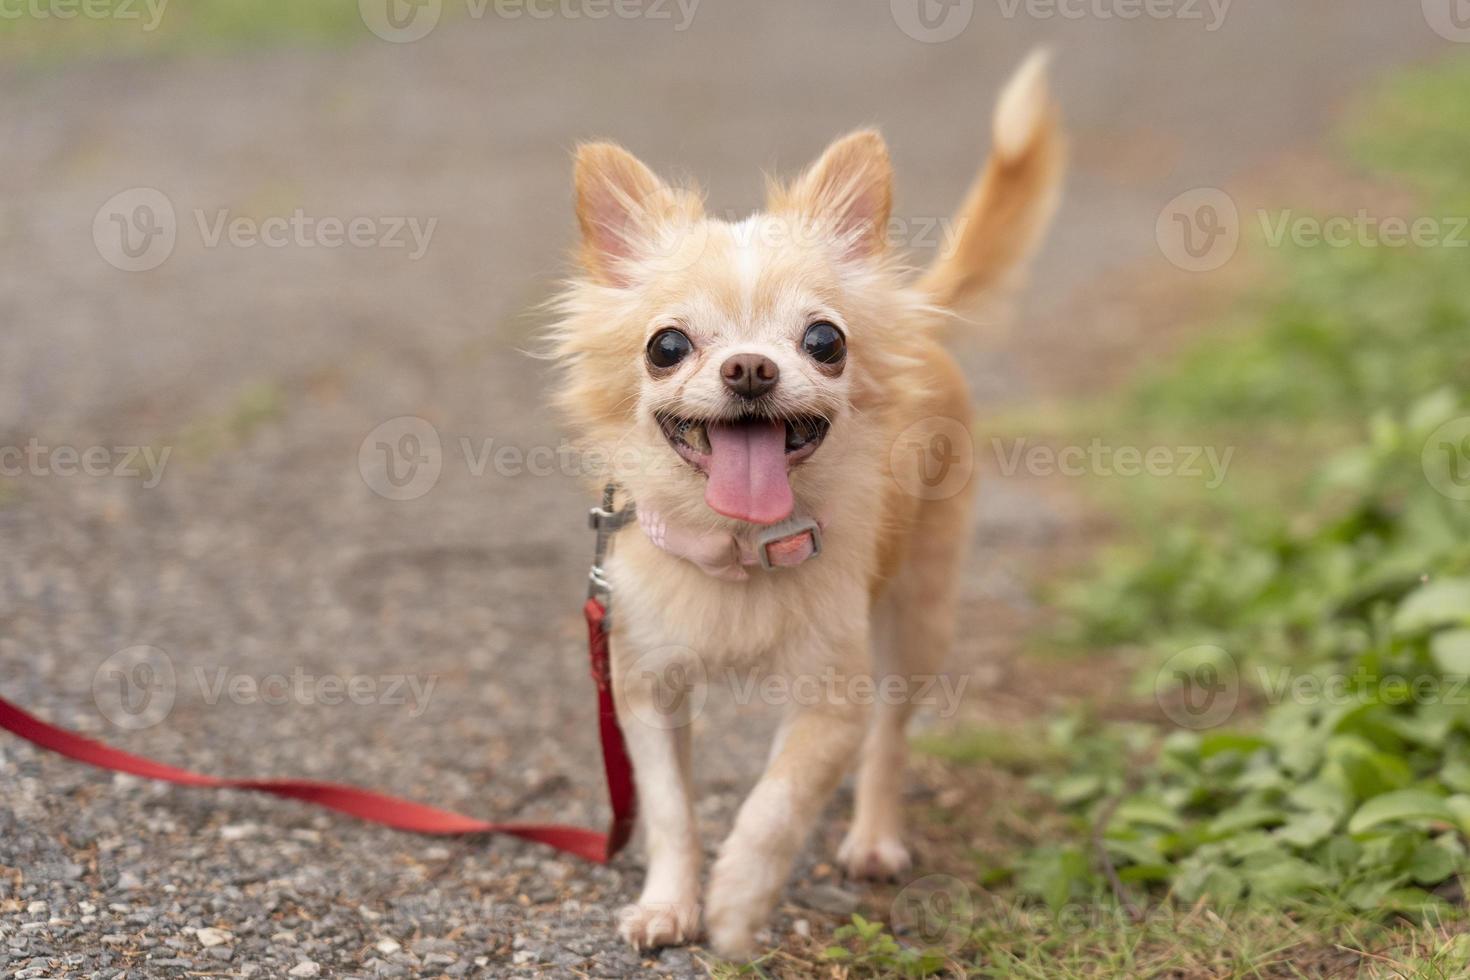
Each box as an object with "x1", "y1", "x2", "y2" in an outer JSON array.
[
  {"x1": 647, "y1": 328, "x2": 693, "y2": 370},
  {"x1": 802, "y1": 321, "x2": 846, "y2": 366}
]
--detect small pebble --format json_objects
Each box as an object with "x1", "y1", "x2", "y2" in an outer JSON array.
[{"x1": 197, "y1": 927, "x2": 232, "y2": 948}]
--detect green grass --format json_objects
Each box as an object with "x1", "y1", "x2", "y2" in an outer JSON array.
[
  {"x1": 1015, "y1": 55, "x2": 1470, "y2": 918},
  {"x1": 867, "y1": 54, "x2": 1470, "y2": 980},
  {"x1": 1346, "y1": 58, "x2": 1470, "y2": 207},
  {"x1": 912, "y1": 727, "x2": 1070, "y2": 775},
  {"x1": 1127, "y1": 57, "x2": 1470, "y2": 438},
  {"x1": 0, "y1": 0, "x2": 367, "y2": 67},
  {"x1": 797, "y1": 896, "x2": 1470, "y2": 978},
  {"x1": 169, "y1": 380, "x2": 286, "y2": 462}
]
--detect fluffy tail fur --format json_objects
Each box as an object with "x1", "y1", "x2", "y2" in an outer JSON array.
[{"x1": 918, "y1": 50, "x2": 1065, "y2": 315}]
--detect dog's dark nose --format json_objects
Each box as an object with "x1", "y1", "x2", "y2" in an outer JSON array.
[{"x1": 721, "y1": 353, "x2": 779, "y2": 399}]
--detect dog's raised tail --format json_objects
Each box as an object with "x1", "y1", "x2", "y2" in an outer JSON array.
[{"x1": 918, "y1": 49, "x2": 1064, "y2": 317}]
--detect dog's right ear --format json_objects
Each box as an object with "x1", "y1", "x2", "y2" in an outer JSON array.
[{"x1": 574, "y1": 143, "x2": 700, "y2": 287}]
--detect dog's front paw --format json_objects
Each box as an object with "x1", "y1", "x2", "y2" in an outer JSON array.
[
  {"x1": 703, "y1": 861, "x2": 773, "y2": 961},
  {"x1": 838, "y1": 830, "x2": 912, "y2": 881},
  {"x1": 702, "y1": 903, "x2": 760, "y2": 962},
  {"x1": 618, "y1": 898, "x2": 700, "y2": 950}
]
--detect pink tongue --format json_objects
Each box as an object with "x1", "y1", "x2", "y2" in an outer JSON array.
[{"x1": 703, "y1": 419, "x2": 793, "y2": 526}]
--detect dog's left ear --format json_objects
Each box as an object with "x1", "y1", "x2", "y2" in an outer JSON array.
[{"x1": 774, "y1": 129, "x2": 893, "y2": 261}]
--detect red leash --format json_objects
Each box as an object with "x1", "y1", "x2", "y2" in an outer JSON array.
[{"x1": 0, "y1": 494, "x2": 640, "y2": 864}]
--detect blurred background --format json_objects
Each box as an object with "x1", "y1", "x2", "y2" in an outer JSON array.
[{"x1": 3, "y1": 2, "x2": 1469, "y2": 977}]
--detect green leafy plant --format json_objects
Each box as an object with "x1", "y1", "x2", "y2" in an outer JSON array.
[
  {"x1": 821, "y1": 914, "x2": 951, "y2": 978},
  {"x1": 1016, "y1": 393, "x2": 1470, "y2": 914},
  {"x1": 1002, "y1": 56, "x2": 1470, "y2": 926}
]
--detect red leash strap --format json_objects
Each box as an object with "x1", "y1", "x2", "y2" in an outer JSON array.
[
  {"x1": 0, "y1": 598, "x2": 637, "y2": 865},
  {"x1": 585, "y1": 597, "x2": 637, "y2": 857}
]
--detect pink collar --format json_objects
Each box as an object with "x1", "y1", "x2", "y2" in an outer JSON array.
[{"x1": 636, "y1": 509, "x2": 823, "y2": 582}]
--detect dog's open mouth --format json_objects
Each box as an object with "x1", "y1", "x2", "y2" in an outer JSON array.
[{"x1": 657, "y1": 413, "x2": 830, "y2": 526}]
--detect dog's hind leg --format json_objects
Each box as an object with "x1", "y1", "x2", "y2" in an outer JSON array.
[{"x1": 839, "y1": 488, "x2": 971, "y2": 880}]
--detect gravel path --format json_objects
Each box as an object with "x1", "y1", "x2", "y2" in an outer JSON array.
[{"x1": 0, "y1": 3, "x2": 1454, "y2": 976}]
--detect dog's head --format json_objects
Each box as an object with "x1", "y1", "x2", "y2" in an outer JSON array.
[
  {"x1": 549, "y1": 53, "x2": 1061, "y2": 531},
  {"x1": 550, "y1": 132, "x2": 932, "y2": 528}
]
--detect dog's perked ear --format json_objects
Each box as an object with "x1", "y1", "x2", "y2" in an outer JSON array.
[
  {"x1": 771, "y1": 129, "x2": 894, "y2": 262},
  {"x1": 573, "y1": 142, "x2": 703, "y2": 287}
]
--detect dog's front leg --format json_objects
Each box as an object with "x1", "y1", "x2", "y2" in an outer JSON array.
[
  {"x1": 614, "y1": 650, "x2": 702, "y2": 949},
  {"x1": 704, "y1": 694, "x2": 866, "y2": 958}
]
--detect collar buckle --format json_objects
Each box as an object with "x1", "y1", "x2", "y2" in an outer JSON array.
[{"x1": 755, "y1": 517, "x2": 823, "y2": 571}]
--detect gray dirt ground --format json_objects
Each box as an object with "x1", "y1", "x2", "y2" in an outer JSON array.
[{"x1": 0, "y1": 3, "x2": 1458, "y2": 976}]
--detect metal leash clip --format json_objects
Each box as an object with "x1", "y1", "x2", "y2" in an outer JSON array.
[{"x1": 587, "y1": 483, "x2": 636, "y2": 609}]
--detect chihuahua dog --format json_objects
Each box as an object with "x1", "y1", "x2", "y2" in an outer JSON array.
[{"x1": 548, "y1": 52, "x2": 1062, "y2": 958}]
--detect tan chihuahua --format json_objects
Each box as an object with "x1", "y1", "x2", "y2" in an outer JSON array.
[{"x1": 548, "y1": 52, "x2": 1063, "y2": 958}]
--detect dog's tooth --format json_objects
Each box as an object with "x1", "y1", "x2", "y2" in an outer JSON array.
[{"x1": 685, "y1": 422, "x2": 710, "y2": 455}]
